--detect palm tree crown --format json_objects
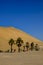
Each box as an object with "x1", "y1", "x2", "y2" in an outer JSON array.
[
  {"x1": 16, "y1": 37, "x2": 23, "y2": 47},
  {"x1": 16, "y1": 37, "x2": 23, "y2": 52}
]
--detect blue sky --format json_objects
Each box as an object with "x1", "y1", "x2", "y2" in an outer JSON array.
[{"x1": 0, "y1": 0, "x2": 43, "y2": 41}]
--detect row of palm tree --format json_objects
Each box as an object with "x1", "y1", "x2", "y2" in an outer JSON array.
[
  {"x1": 9, "y1": 37, "x2": 23, "y2": 52},
  {"x1": 8, "y1": 37, "x2": 39, "y2": 53}
]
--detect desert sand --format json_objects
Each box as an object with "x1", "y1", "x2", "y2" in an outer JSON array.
[{"x1": 0, "y1": 51, "x2": 43, "y2": 65}]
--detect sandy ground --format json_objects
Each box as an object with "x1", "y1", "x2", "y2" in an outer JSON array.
[{"x1": 0, "y1": 51, "x2": 43, "y2": 65}]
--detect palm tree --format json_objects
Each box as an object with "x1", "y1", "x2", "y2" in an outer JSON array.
[
  {"x1": 8, "y1": 38, "x2": 14, "y2": 53},
  {"x1": 26, "y1": 42, "x2": 29, "y2": 51},
  {"x1": 23, "y1": 46, "x2": 25, "y2": 52},
  {"x1": 31, "y1": 42, "x2": 34, "y2": 50},
  {"x1": 35, "y1": 44, "x2": 39, "y2": 51},
  {"x1": 16, "y1": 37, "x2": 23, "y2": 52}
]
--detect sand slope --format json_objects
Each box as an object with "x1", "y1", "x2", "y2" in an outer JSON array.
[{"x1": 0, "y1": 27, "x2": 43, "y2": 51}]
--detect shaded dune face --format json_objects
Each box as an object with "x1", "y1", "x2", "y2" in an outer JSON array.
[{"x1": 0, "y1": 27, "x2": 43, "y2": 51}]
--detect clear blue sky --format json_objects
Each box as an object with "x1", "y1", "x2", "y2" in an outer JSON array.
[{"x1": 0, "y1": 0, "x2": 43, "y2": 41}]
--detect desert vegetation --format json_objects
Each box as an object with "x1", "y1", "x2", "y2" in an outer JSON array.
[
  {"x1": 30, "y1": 42, "x2": 34, "y2": 51},
  {"x1": 0, "y1": 37, "x2": 40, "y2": 53},
  {"x1": 16, "y1": 37, "x2": 23, "y2": 52},
  {"x1": 8, "y1": 38, "x2": 14, "y2": 53},
  {"x1": 35, "y1": 44, "x2": 40, "y2": 51}
]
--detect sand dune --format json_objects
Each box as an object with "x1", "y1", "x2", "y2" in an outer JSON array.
[{"x1": 0, "y1": 27, "x2": 43, "y2": 51}]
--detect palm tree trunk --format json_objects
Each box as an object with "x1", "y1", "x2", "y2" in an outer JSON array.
[
  {"x1": 11, "y1": 45, "x2": 12, "y2": 53},
  {"x1": 18, "y1": 47, "x2": 20, "y2": 52},
  {"x1": 27, "y1": 47, "x2": 28, "y2": 51}
]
